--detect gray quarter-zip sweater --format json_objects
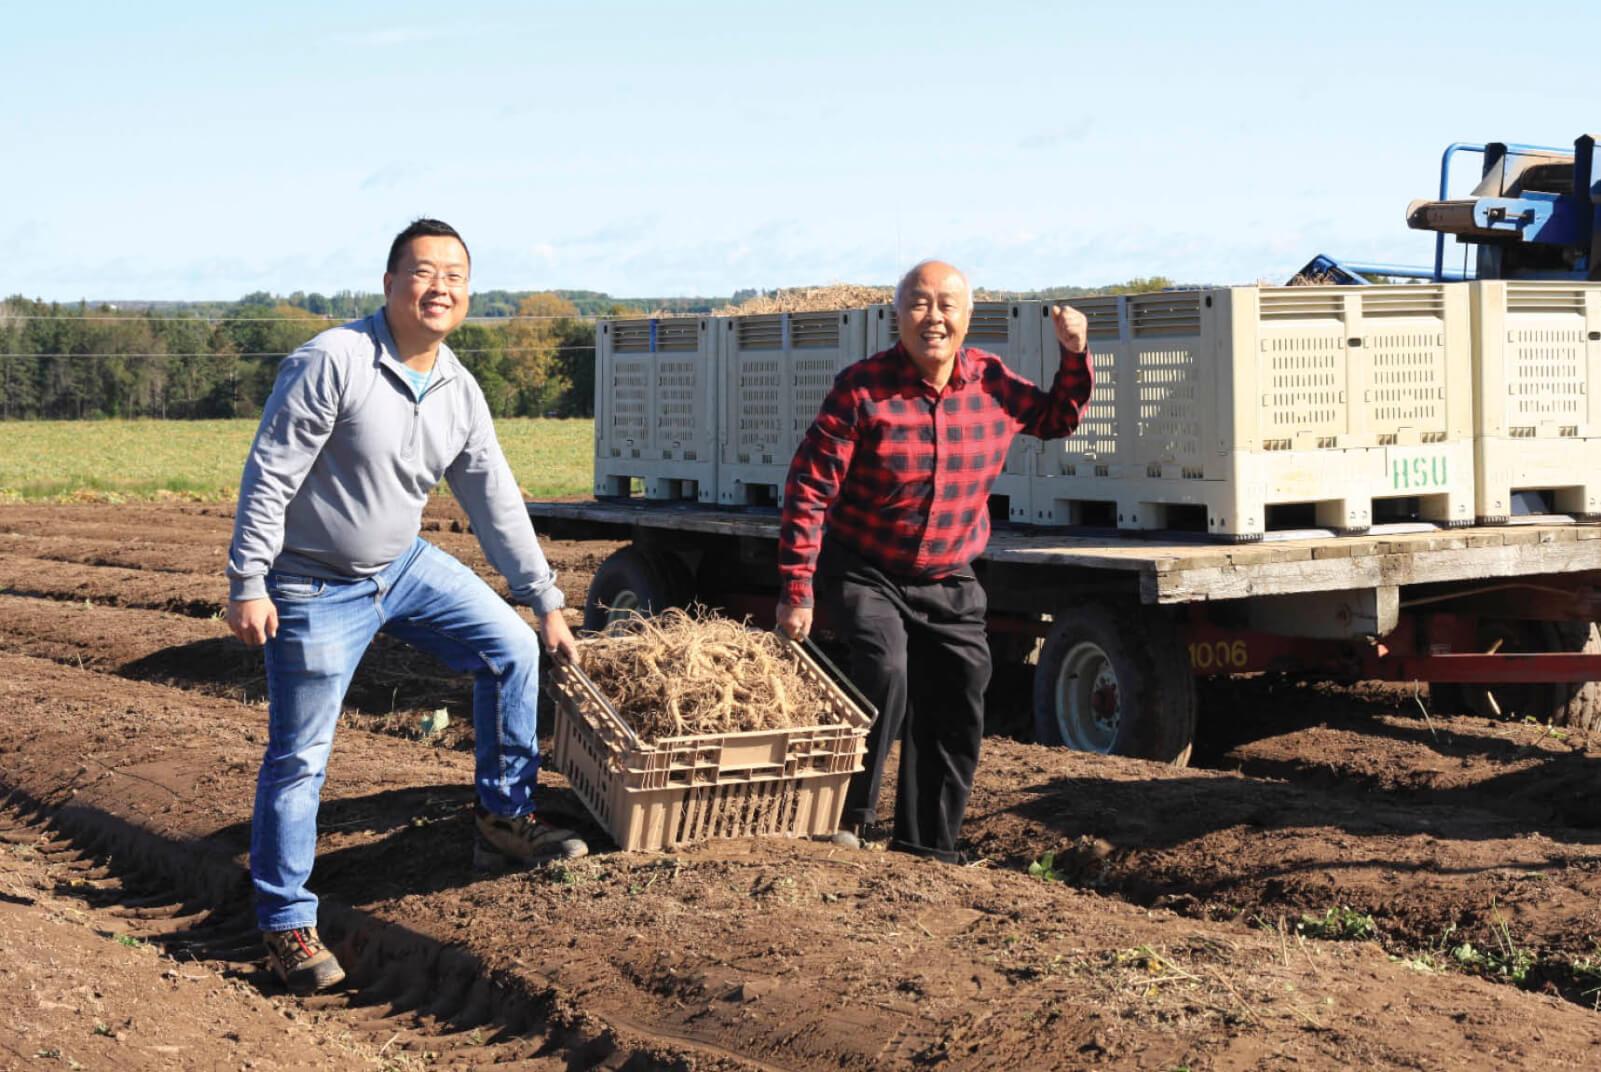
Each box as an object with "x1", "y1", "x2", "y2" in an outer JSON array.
[{"x1": 226, "y1": 309, "x2": 564, "y2": 616}]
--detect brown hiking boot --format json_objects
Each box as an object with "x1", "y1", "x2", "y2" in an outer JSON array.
[
  {"x1": 473, "y1": 804, "x2": 589, "y2": 869},
  {"x1": 262, "y1": 926, "x2": 345, "y2": 995}
]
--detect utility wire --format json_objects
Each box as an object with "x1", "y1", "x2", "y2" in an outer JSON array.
[
  {"x1": 0, "y1": 312, "x2": 699, "y2": 323},
  {"x1": 0, "y1": 346, "x2": 598, "y2": 359}
]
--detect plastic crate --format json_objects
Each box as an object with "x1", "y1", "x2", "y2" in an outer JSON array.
[
  {"x1": 716, "y1": 310, "x2": 868, "y2": 507},
  {"x1": 867, "y1": 301, "x2": 1044, "y2": 523},
  {"x1": 1030, "y1": 295, "x2": 1131, "y2": 526},
  {"x1": 548, "y1": 636, "x2": 872, "y2": 852},
  {"x1": 1471, "y1": 282, "x2": 1601, "y2": 523},
  {"x1": 1032, "y1": 285, "x2": 1476, "y2": 539},
  {"x1": 592, "y1": 317, "x2": 719, "y2": 503}
]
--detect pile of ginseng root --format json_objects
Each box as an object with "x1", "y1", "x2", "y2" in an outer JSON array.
[{"x1": 577, "y1": 608, "x2": 840, "y2": 742}]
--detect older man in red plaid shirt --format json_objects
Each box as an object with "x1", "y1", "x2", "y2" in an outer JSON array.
[{"x1": 777, "y1": 260, "x2": 1093, "y2": 862}]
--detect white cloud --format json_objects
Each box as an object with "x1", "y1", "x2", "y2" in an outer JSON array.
[
  {"x1": 1017, "y1": 121, "x2": 1093, "y2": 152},
  {"x1": 360, "y1": 162, "x2": 428, "y2": 192},
  {"x1": 342, "y1": 27, "x2": 444, "y2": 48}
]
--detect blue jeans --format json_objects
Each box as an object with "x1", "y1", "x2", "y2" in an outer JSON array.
[{"x1": 251, "y1": 538, "x2": 544, "y2": 931}]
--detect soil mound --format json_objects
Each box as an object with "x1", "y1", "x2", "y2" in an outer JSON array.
[{"x1": 713, "y1": 283, "x2": 893, "y2": 315}]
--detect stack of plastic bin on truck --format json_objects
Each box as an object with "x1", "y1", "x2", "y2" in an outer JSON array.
[{"x1": 532, "y1": 133, "x2": 1601, "y2": 770}]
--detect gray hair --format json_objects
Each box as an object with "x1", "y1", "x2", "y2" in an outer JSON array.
[{"x1": 894, "y1": 259, "x2": 975, "y2": 313}]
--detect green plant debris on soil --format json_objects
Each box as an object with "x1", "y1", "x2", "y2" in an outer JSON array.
[
  {"x1": 1295, "y1": 905, "x2": 1377, "y2": 942},
  {"x1": 0, "y1": 417, "x2": 593, "y2": 501},
  {"x1": 1027, "y1": 852, "x2": 1063, "y2": 882}
]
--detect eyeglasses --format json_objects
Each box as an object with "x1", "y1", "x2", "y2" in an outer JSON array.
[{"x1": 403, "y1": 266, "x2": 469, "y2": 288}]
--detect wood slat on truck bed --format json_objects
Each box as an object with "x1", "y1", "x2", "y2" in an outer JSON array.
[{"x1": 526, "y1": 501, "x2": 1601, "y2": 605}]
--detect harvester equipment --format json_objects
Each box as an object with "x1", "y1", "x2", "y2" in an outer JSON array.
[{"x1": 1406, "y1": 135, "x2": 1601, "y2": 281}]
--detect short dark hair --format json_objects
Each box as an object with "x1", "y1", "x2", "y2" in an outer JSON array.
[{"x1": 387, "y1": 218, "x2": 471, "y2": 274}]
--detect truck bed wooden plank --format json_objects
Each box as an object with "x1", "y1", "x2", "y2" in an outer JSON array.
[{"x1": 525, "y1": 501, "x2": 1601, "y2": 606}]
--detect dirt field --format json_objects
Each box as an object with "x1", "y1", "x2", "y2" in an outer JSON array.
[{"x1": 3, "y1": 500, "x2": 1601, "y2": 1070}]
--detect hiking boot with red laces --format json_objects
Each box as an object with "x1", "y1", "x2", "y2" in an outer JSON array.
[
  {"x1": 262, "y1": 925, "x2": 345, "y2": 995},
  {"x1": 473, "y1": 803, "x2": 589, "y2": 869}
]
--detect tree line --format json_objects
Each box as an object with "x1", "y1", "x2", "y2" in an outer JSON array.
[
  {"x1": 0, "y1": 276, "x2": 1181, "y2": 421},
  {"x1": 0, "y1": 291, "x2": 615, "y2": 421}
]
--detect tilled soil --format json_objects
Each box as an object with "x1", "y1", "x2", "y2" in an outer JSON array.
[{"x1": 2, "y1": 500, "x2": 1601, "y2": 1070}]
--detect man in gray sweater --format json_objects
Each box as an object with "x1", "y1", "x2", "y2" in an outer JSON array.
[{"x1": 226, "y1": 219, "x2": 583, "y2": 995}]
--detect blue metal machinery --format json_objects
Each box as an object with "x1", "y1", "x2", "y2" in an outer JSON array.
[
  {"x1": 1290, "y1": 254, "x2": 1469, "y2": 285},
  {"x1": 1292, "y1": 134, "x2": 1601, "y2": 284}
]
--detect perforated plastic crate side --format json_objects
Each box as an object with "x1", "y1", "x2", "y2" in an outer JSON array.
[
  {"x1": 591, "y1": 316, "x2": 719, "y2": 502},
  {"x1": 626, "y1": 723, "x2": 865, "y2": 788},
  {"x1": 1029, "y1": 285, "x2": 1477, "y2": 538},
  {"x1": 550, "y1": 695, "x2": 863, "y2": 852},
  {"x1": 717, "y1": 310, "x2": 868, "y2": 507},
  {"x1": 1471, "y1": 282, "x2": 1601, "y2": 520},
  {"x1": 1231, "y1": 285, "x2": 1472, "y2": 453},
  {"x1": 613, "y1": 774, "x2": 855, "y2": 852},
  {"x1": 550, "y1": 690, "x2": 621, "y2": 838},
  {"x1": 548, "y1": 638, "x2": 871, "y2": 851},
  {"x1": 1033, "y1": 294, "x2": 1133, "y2": 524}
]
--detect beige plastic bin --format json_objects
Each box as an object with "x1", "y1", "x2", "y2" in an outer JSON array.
[
  {"x1": 548, "y1": 639, "x2": 871, "y2": 852},
  {"x1": 1471, "y1": 281, "x2": 1601, "y2": 523},
  {"x1": 717, "y1": 310, "x2": 867, "y2": 507},
  {"x1": 592, "y1": 318, "x2": 720, "y2": 503},
  {"x1": 1032, "y1": 295, "x2": 1132, "y2": 525},
  {"x1": 1033, "y1": 285, "x2": 1475, "y2": 539}
]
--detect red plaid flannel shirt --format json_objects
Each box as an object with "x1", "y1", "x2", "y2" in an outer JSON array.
[{"x1": 779, "y1": 341, "x2": 1093, "y2": 607}]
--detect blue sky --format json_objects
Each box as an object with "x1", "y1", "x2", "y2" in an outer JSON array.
[{"x1": 4, "y1": 0, "x2": 1598, "y2": 302}]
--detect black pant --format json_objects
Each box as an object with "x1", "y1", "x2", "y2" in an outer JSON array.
[{"x1": 818, "y1": 539, "x2": 991, "y2": 863}]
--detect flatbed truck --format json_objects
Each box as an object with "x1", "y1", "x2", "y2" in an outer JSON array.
[
  {"x1": 526, "y1": 498, "x2": 1601, "y2": 764},
  {"x1": 531, "y1": 134, "x2": 1601, "y2": 763}
]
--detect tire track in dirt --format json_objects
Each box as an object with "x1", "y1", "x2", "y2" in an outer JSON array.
[
  {"x1": 0, "y1": 531, "x2": 606, "y2": 622},
  {"x1": 0, "y1": 552, "x2": 226, "y2": 616},
  {"x1": 0, "y1": 501, "x2": 236, "y2": 540},
  {"x1": 969, "y1": 720, "x2": 1601, "y2": 997},
  {"x1": 6, "y1": 573, "x2": 1601, "y2": 1017},
  {"x1": 0, "y1": 532, "x2": 228, "y2": 575},
  {"x1": 9, "y1": 499, "x2": 1601, "y2": 1061},
  {"x1": 5, "y1": 650, "x2": 1601, "y2": 1069},
  {"x1": 1, "y1": 805, "x2": 447, "y2": 1071},
  {"x1": 0, "y1": 794, "x2": 731, "y2": 1071},
  {"x1": 0, "y1": 593, "x2": 482, "y2": 731}
]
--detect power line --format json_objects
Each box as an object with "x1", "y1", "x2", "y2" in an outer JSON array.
[
  {"x1": 0, "y1": 345, "x2": 598, "y2": 359},
  {"x1": 0, "y1": 311, "x2": 704, "y2": 324}
]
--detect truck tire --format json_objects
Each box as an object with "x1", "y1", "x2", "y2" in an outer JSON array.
[
  {"x1": 1550, "y1": 622, "x2": 1601, "y2": 732},
  {"x1": 582, "y1": 547, "x2": 690, "y2": 634},
  {"x1": 1032, "y1": 603, "x2": 1196, "y2": 765},
  {"x1": 1432, "y1": 620, "x2": 1601, "y2": 729}
]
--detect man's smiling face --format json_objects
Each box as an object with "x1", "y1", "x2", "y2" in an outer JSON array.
[
  {"x1": 383, "y1": 234, "x2": 470, "y2": 348},
  {"x1": 896, "y1": 261, "x2": 971, "y2": 375}
]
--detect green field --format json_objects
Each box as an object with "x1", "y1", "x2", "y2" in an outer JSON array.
[{"x1": 0, "y1": 418, "x2": 595, "y2": 502}]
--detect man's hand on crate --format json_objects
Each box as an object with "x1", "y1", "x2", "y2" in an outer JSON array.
[
  {"x1": 1051, "y1": 304, "x2": 1088, "y2": 355},
  {"x1": 776, "y1": 602, "x2": 812, "y2": 641},
  {"x1": 539, "y1": 611, "x2": 579, "y2": 662}
]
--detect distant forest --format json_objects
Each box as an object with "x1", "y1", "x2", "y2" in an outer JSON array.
[
  {"x1": 0, "y1": 277, "x2": 1177, "y2": 421},
  {"x1": 0, "y1": 289, "x2": 681, "y2": 421}
]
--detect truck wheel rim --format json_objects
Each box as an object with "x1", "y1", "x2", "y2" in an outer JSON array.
[
  {"x1": 602, "y1": 589, "x2": 642, "y2": 633},
  {"x1": 1053, "y1": 640, "x2": 1120, "y2": 752}
]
